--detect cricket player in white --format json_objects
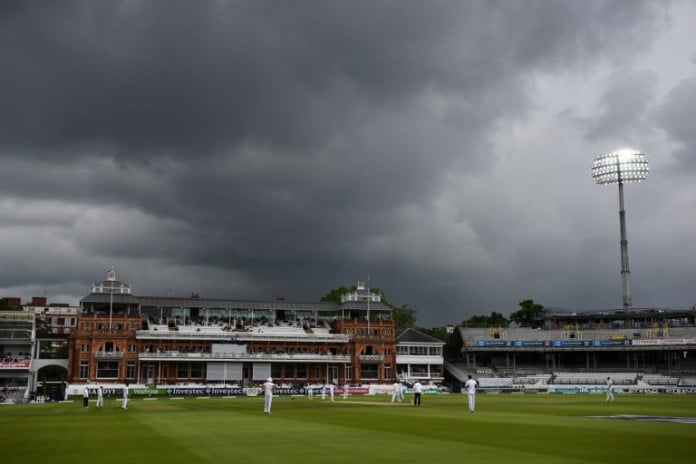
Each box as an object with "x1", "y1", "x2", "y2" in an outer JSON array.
[
  {"x1": 122, "y1": 384, "x2": 129, "y2": 410},
  {"x1": 96, "y1": 385, "x2": 104, "y2": 407},
  {"x1": 263, "y1": 377, "x2": 275, "y2": 414},
  {"x1": 605, "y1": 377, "x2": 614, "y2": 402},
  {"x1": 464, "y1": 375, "x2": 478, "y2": 413},
  {"x1": 391, "y1": 381, "x2": 401, "y2": 402}
]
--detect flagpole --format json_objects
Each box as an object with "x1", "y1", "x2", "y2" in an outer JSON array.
[
  {"x1": 107, "y1": 267, "x2": 115, "y2": 330},
  {"x1": 367, "y1": 276, "x2": 370, "y2": 337},
  {"x1": 109, "y1": 286, "x2": 113, "y2": 329}
]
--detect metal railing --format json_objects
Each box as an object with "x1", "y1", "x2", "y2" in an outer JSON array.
[
  {"x1": 139, "y1": 351, "x2": 351, "y2": 362},
  {"x1": 94, "y1": 351, "x2": 124, "y2": 359},
  {"x1": 358, "y1": 354, "x2": 384, "y2": 363}
]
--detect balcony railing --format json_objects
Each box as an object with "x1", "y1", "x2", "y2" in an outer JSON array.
[
  {"x1": 135, "y1": 330, "x2": 350, "y2": 343},
  {"x1": 139, "y1": 351, "x2": 351, "y2": 363},
  {"x1": 94, "y1": 351, "x2": 124, "y2": 359},
  {"x1": 358, "y1": 354, "x2": 384, "y2": 363},
  {"x1": 136, "y1": 330, "x2": 232, "y2": 340}
]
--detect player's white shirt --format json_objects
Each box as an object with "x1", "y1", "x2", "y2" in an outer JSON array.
[
  {"x1": 465, "y1": 379, "x2": 477, "y2": 393},
  {"x1": 263, "y1": 381, "x2": 274, "y2": 395}
]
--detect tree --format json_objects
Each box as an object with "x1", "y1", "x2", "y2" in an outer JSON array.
[
  {"x1": 446, "y1": 326, "x2": 464, "y2": 359},
  {"x1": 392, "y1": 304, "x2": 417, "y2": 330},
  {"x1": 488, "y1": 311, "x2": 509, "y2": 326},
  {"x1": 320, "y1": 285, "x2": 417, "y2": 329},
  {"x1": 0, "y1": 298, "x2": 22, "y2": 311},
  {"x1": 509, "y1": 299, "x2": 545, "y2": 328},
  {"x1": 35, "y1": 319, "x2": 52, "y2": 337},
  {"x1": 320, "y1": 286, "x2": 353, "y2": 303},
  {"x1": 462, "y1": 311, "x2": 509, "y2": 328},
  {"x1": 419, "y1": 326, "x2": 463, "y2": 360}
]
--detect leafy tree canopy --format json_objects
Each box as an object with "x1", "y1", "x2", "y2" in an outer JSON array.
[
  {"x1": 462, "y1": 311, "x2": 509, "y2": 328},
  {"x1": 509, "y1": 299, "x2": 545, "y2": 328},
  {"x1": 320, "y1": 285, "x2": 417, "y2": 330},
  {"x1": 392, "y1": 304, "x2": 417, "y2": 331},
  {"x1": 320, "y1": 286, "x2": 354, "y2": 303},
  {"x1": 418, "y1": 326, "x2": 463, "y2": 360},
  {"x1": 0, "y1": 298, "x2": 22, "y2": 311}
]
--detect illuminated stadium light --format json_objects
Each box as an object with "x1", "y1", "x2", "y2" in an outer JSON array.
[
  {"x1": 592, "y1": 149, "x2": 649, "y2": 185},
  {"x1": 591, "y1": 149, "x2": 649, "y2": 309}
]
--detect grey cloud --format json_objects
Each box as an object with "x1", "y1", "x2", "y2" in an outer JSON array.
[
  {"x1": 655, "y1": 76, "x2": 696, "y2": 173},
  {"x1": 0, "y1": 0, "x2": 665, "y2": 157},
  {"x1": 585, "y1": 72, "x2": 659, "y2": 140},
  {"x1": 0, "y1": 0, "x2": 690, "y2": 326}
]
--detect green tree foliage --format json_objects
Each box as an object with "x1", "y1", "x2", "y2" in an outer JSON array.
[
  {"x1": 488, "y1": 311, "x2": 508, "y2": 326},
  {"x1": 447, "y1": 326, "x2": 464, "y2": 359},
  {"x1": 320, "y1": 285, "x2": 417, "y2": 330},
  {"x1": 392, "y1": 304, "x2": 417, "y2": 330},
  {"x1": 509, "y1": 299, "x2": 545, "y2": 328},
  {"x1": 418, "y1": 326, "x2": 463, "y2": 360},
  {"x1": 462, "y1": 311, "x2": 509, "y2": 327},
  {"x1": 35, "y1": 319, "x2": 52, "y2": 337},
  {"x1": 419, "y1": 327, "x2": 447, "y2": 342},
  {"x1": 0, "y1": 298, "x2": 22, "y2": 311},
  {"x1": 319, "y1": 286, "x2": 354, "y2": 302}
]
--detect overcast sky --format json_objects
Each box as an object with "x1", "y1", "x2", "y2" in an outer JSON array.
[{"x1": 1, "y1": 0, "x2": 695, "y2": 326}]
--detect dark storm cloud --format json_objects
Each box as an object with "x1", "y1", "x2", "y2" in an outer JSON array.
[
  {"x1": 655, "y1": 76, "x2": 696, "y2": 173},
  {"x1": 585, "y1": 72, "x2": 659, "y2": 140},
  {"x1": 0, "y1": 0, "x2": 691, "y2": 326},
  {"x1": 0, "y1": 0, "x2": 666, "y2": 156}
]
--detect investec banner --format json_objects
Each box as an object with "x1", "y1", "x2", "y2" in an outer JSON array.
[
  {"x1": 163, "y1": 386, "x2": 247, "y2": 396},
  {"x1": 475, "y1": 338, "x2": 696, "y2": 348},
  {"x1": 632, "y1": 338, "x2": 696, "y2": 346},
  {"x1": 131, "y1": 386, "x2": 370, "y2": 397},
  {"x1": 128, "y1": 386, "x2": 248, "y2": 397}
]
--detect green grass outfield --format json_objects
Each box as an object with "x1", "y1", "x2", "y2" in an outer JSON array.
[{"x1": 1, "y1": 393, "x2": 695, "y2": 464}]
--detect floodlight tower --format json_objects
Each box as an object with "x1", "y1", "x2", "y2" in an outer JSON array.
[{"x1": 591, "y1": 149, "x2": 649, "y2": 309}]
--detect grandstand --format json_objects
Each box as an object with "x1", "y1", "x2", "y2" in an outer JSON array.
[
  {"x1": 455, "y1": 307, "x2": 696, "y2": 393},
  {"x1": 445, "y1": 368, "x2": 696, "y2": 393},
  {"x1": 511, "y1": 374, "x2": 552, "y2": 386}
]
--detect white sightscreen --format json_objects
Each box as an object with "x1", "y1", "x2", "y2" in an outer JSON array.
[
  {"x1": 252, "y1": 363, "x2": 271, "y2": 381},
  {"x1": 206, "y1": 363, "x2": 242, "y2": 381}
]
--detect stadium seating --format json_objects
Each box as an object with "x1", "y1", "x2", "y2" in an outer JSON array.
[
  {"x1": 552, "y1": 372, "x2": 636, "y2": 385},
  {"x1": 640, "y1": 374, "x2": 679, "y2": 386}
]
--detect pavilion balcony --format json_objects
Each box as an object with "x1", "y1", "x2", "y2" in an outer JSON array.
[
  {"x1": 94, "y1": 351, "x2": 124, "y2": 359},
  {"x1": 358, "y1": 354, "x2": 384, "y2": 363},
  {"x1": 139, "y1": 351, "x2": 351, "y2": 363}
]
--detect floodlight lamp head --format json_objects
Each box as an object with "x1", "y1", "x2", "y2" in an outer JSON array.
[{"x1": 592, "y1": 149, "x2": 649, "y2": 185}]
